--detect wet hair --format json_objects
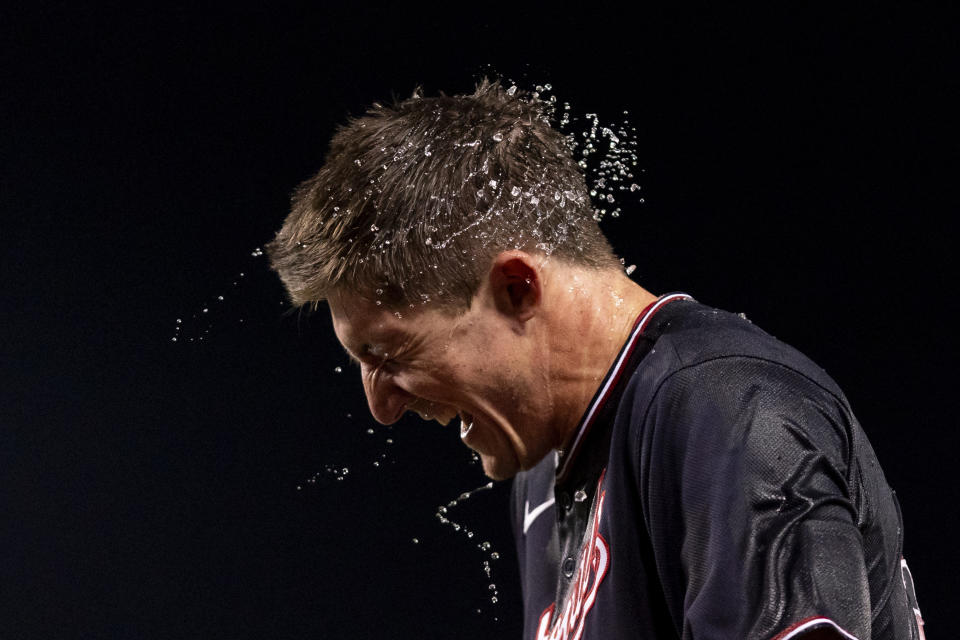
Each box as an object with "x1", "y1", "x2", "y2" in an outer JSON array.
[{"x1": 266, "y1": 78, "x2": 621, "y2": 313}]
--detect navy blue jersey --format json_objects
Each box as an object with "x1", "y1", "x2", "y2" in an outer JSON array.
[{"x1": 510, "y1": 295, "x2": 925, "y2": 639}]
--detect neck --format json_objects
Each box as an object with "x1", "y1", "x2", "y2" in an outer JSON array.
[{"x1": 539, "y1": 267, "x2": 658, "y2": 452}]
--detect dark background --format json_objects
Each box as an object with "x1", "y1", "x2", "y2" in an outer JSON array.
[{"x1": 3, "y1": 5, "x2": 957, "y2": 639}]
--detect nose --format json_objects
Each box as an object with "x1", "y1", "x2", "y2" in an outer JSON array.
[{"x1": 360, "y1": 363, "x2": 412, "y2": 425}]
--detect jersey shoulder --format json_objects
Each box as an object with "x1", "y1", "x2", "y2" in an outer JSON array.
[{"x1": 635, "y1": 300, "x2": 846, "y2": 403}]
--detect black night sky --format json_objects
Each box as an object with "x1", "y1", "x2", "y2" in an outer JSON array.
[{"x1": 3, "y1": 5, "x2": 957, "y2": 639}]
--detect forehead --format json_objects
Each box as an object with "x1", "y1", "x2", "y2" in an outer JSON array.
[
  {"x1": 328, "y1": 291, "x2": 465, "y2": 353},
  {"x1": 327, "y1": 292, "x2": 396, "y2": 344}
]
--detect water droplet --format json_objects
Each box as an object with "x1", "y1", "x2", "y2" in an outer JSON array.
[
  {"x1": 510, "y1": 186, "x2": 521, "y2": 197},
  {"x1": 425, "y1": 237, "x2": 433, "y2": 246},
  {"x1": 488, "y1": 179, "x2": 498, "y2": 189},
  {"x1": 366, "y1": 428, "x2": 374, "y2": 434},
  {"x1": 574, "y1": 489, "x2": 588, "y2": 502},
  {"x1": 480, "y1": 541, "x2": 491, "y2": 551},
  {"x1": 490, "y1": 552, "x2": 500, "y2": 560},
  {"x1": 625, "y1": 264, "x2": 636, "y2": 276},
  {"x1": 412, "y1": 538, "x2": 419, "y2": 544},
  {"x1": 506, "y1": 85, "x2": 517, "y2": 95},
  {"x1": 490, "y1": 596, "x2": 498, "y2": 604},
  {"x1": 492, "y1": 132, "x2": 503, "y2": 142},
  {"x1": 424, "y1": 145, "x2": 432, "y2": 156},
  {"x1": 334, "y1": 366, "x2": 342, "y2": 373}
]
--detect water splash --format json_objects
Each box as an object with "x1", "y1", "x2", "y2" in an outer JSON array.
[
  {"x1": 432, "y1": 480, "x2": 503, "y2": 619},
  {"x1": 366, "y1": 70, "x2": 648, "y2": 288},
  {"x1": 170, "y1": 245, "x2": 287, "y2": 344},
  {"x1": 297, "y1": 414, "x2": 397, "y2": 489},
  {"x1": 476, "y1": 68, "x2": 645, "y2": 224}
]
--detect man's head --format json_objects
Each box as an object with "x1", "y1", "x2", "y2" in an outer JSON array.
[{"x1": 267, "y1": 80, "x2": 636, "y2": 479}]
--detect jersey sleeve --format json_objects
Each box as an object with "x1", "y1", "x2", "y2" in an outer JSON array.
[{"x1": 637, "y1": 357, "x2": 872, "y2": 639}]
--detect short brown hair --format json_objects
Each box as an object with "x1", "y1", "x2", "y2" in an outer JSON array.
[{"x1": 266, "y1": 79, "x2": 620, "y2": 312}]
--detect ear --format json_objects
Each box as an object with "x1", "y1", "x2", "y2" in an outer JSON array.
[{"x1": 487, "y1": 251, "x2": 542, "y2": 324}]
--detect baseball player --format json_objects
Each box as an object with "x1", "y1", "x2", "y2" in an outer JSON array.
[{"x1": 266, "y1": 80, "x2": 925, "y2": 639}]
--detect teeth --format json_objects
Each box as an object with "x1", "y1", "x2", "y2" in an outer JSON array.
[{"x1": 460, "y1": 416, "x2": 474, "y2": 438}]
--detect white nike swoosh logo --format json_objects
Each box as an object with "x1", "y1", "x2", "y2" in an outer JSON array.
[{"x1": 523, "y1": 497, "x2": 555, "y2": 534}]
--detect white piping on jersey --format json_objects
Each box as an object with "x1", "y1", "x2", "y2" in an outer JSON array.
[
  {"x1": 775, "y1": 617, "x2": 860, "y2": 640},
  {"x1": 523, "y1": 497, "x2": 556, "y2": 534},
  {"x1": 899, "y1": 557, "x2": 926, "y2": 639},
  {"x1": 559, "y1": 292, "x2": 692, "y2": 477}
]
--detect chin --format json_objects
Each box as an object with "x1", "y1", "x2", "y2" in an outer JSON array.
[{"x1": 479, "y1": 452, "x2": 521, "y2": 481}]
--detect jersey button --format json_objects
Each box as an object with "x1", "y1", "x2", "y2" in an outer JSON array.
[{"x1": 562, "y1": 556, "x2": 576, "y2": 578}]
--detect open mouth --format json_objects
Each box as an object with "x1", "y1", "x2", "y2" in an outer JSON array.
[{"x1": 459, "y1": 411, "x2": 474, "y2": 439}]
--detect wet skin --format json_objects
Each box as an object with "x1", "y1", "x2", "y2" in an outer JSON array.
[
  {"x1": 327, "y1": 258, "x2": 552, "y2": 480},
  {"x1": 327, "y1": 251, "x2": 657, "y2": 480}
]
